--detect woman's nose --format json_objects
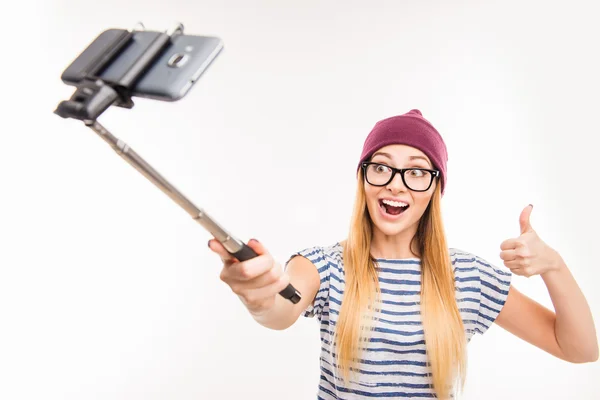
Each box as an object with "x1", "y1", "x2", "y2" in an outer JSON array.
[{"x1": 386, "y1": 172, "x2": 407, "y2": 193}]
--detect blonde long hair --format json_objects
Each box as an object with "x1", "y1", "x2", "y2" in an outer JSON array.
[{"x1": 335, "y1": 168, "x2": 467, "y2": 399}]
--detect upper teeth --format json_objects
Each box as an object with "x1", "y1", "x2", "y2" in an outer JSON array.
[{"x1": 382, "y1": 199, "x2": 408, "y2": 207}]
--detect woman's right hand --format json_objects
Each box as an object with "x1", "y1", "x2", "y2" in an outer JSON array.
[{"x1": 208, "y1": 238, "x2": 291, "y2": 316}]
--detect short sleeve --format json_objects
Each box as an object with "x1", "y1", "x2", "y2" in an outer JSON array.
[
  {"x1": 474, "y1": 255, "x2": 512, "y2": 335},
  {"x1": 284, "y1": 246, "x2": 331, "y2": 321}
]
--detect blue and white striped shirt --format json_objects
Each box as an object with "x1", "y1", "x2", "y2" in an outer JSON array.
[{"x1": 286, "y1": 242, "x2": 512, "y2": 399}]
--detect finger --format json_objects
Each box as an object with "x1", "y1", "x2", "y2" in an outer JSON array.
[
  {"x1": 208, "y1": 239, "x2": 236, "y2": 264},
  {"x1": 233, "y1": 238, "x2": 272, "y2": 274},
  {"x1": 508, "y1": 267, "x2": 524, "y2": 276},
  {"x1": 499, "y1": 249, "x2": 518, "y2": 262},
  {"x1": 239, "y1": 265, "x2": 283, "y2": 289},
  {"x1": 226, "y1": 253, "x2": 276, "y2": 281},
  {"x1": 228, "y1": 266, "x2": 285, "y2": 296},
  {"x1": 519, "y1": 204, "x2": 534, "y2": 235},
  {"x1": 223, "y1": 253, "x2": 282, "y2": 287},
  {"x1": 503, "y1": 259, "x2": 524, "y2": 270},
  {"x1": 210, "y1": 237, "x2": 268, "y2": 261},
  {"x1": 500, "y1": 238, "x2": 521, "y2": 251},
  {"x1": 246, "y1": 238, "x2": 268, "y2": 257},
  {"x1": 240, "y1": 274, "x2": 291, "y2": 305}
]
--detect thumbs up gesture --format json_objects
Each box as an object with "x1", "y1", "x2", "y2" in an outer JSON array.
[{"x1": 499, "y1": 204, "x2": 563, "y2": 277}]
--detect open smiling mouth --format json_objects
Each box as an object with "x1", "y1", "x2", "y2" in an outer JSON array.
[{"x1": 379, "y1": 199, "x2": 409, "y2": 216}]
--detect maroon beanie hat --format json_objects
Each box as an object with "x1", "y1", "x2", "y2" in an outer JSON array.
[{"x1": 357, "y1": 109, "x2": 449, "y2": 195}]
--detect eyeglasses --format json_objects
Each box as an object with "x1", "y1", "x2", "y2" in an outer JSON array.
[{"x1": 361, "y1": 162, "x2": 439, "y2": 192}]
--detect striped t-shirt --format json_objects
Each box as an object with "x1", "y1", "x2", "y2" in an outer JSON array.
[{"x1": 285, "y1": 242, "x2": 512, "y2": 399}]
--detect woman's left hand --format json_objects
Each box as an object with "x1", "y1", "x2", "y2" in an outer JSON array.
[{"x1": 499, "y1": 204, "x2": 565, "y2": 277}]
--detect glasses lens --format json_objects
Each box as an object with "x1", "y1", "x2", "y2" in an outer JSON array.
[
  {"x1": 365, "y1": 163, "x2": 392, "y2": 185},
  {"x1": 403, "y1": 169, "x2": 433, "y2": 191}
]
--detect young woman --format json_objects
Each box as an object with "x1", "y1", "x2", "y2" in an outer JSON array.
[{"x1": 209, "y1": 109, "x2": 598, "y2": 399}]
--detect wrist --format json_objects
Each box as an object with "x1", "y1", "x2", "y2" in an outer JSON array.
[
  {"x1": 246, "y1": 297, "x2": 278, "y2": 319},
  {"x1": 541, "y1": 252, "x2": 567, "y2": 279},
  {"x1": 248, "y1": 297, "x2": 292, "y2": 330}
]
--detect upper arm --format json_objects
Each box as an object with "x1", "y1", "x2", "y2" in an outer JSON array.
[
  {"x1": 495, "y1": 285, "x2": 567, "y2": 361},
  {"x1": 284, "y1": 254, "x2": 322, "y2": 324},
  {"x1": 284, "y1": 246, "x2": 333, "y2": 323},
  {"x1": 466, "y1": 255, "x2": 512, "y2": 336}
]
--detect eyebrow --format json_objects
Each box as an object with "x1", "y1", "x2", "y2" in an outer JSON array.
[{"x1": 371, "y1": 152, "x2": 432, "y2": 167}]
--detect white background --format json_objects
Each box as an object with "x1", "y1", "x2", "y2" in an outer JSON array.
[{"x1": 1, "y1": 0, "x2": 599, "y2": 399}]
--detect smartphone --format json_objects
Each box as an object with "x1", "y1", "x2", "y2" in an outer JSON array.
[{"x1": 61, "y1": 28, "x2": 223, "y2": 101}]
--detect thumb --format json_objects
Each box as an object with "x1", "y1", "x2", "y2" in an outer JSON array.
[
  {"x1": 519, "y1": 204, "x2": 534, "y2": 234},
  {"x1": 247, "y1": 238, "x2": 268, "y2": 256},
  {"x1": 208, "y1": 238, "x2": 268, "y2": 263}
]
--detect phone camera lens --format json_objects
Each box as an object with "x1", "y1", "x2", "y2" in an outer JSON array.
[{"x1": 167, "y1": 53, "x2": 189, "y2": 68}]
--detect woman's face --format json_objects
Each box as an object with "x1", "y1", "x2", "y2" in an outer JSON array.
[{"x1": 363, "y1": 144, "x2": 437, "y2": 239}]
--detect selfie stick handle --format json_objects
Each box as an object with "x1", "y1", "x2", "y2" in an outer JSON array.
[{"x1": 85, "y1": 120, "x2": 302, "y2": 305}]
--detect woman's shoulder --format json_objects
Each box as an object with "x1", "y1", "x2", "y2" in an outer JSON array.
[
  {"x1": 449, "y1": 247, "x2": 507, "y2": 270},
  {"x1": 449, "y1": 247, "x2": 512, "y2": 284},
  {"x1": 449, "y1": 248, "x2": 512, "y2": 334},
  {"x1": 449, "y1": 247, "x2": 486, "y2": 263},
  {"x1": 288, "y1": 241, "x2": 344, "y2": 268},
  {"x1": 284, "y1": 242, "x2": 345, "y2": 286}
]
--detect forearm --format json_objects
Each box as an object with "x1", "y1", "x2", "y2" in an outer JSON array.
[{"x1": 541, "y1": 255, "x2": 599, "y2": 363}]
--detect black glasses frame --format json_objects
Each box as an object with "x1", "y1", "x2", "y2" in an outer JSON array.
[{"x1": 361, "y1": 162, "x2": 440, "y2": 192}]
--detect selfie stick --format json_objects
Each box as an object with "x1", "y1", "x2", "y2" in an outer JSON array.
[{"x1": 53, "y1": 23, "x2": 302, "y2": 305}]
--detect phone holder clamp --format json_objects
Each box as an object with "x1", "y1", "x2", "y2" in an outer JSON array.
[{"x1": 54, "y1": 23, "x2": 184, "y2": 122}]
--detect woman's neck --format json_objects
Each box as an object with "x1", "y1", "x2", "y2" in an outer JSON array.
[{"x1": 370, "y1": 228, "x2": 419, "y2": 259}]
